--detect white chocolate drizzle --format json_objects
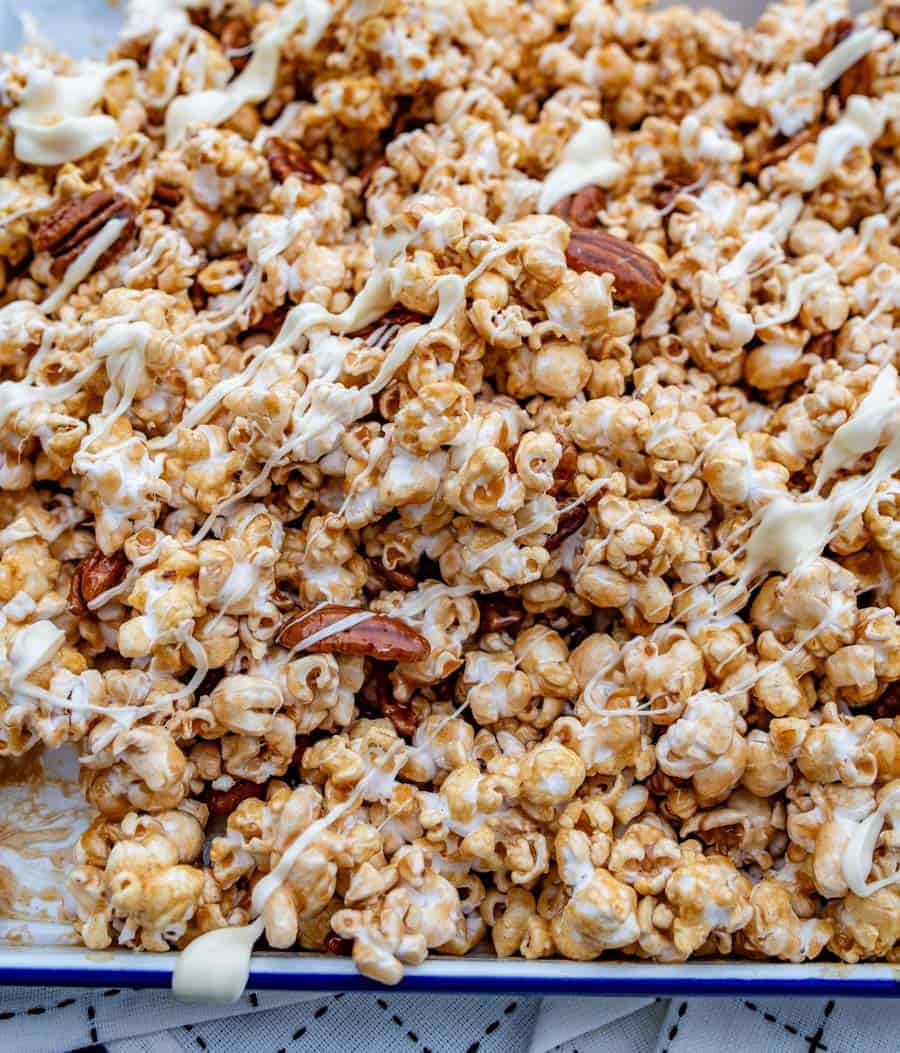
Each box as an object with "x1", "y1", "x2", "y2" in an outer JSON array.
[
  {"x1": 740, "y1": 364, "x2": 900, "y2": 582},
  {"x1": 841, "y1": 786, "x2": 900, "y2": 896},
  {"x1": 164, "y1": 0, "x2": 332, "y2": 146},
  {"x1": 792, "y1": 95, "x2": 887, "y2": 192},
  {"x1": 537, "y1": 120, "x2": 624, "y2": 213},
  {"x1": 814, "y1": 26, "x2": 881, "y2": 90},
  {"x1": 9, "y1": 62, "x2": 133, "y2": 166}
]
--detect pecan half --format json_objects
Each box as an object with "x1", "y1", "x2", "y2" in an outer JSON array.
[
  {"x1": 276, "y1": 604, "x2": 430, "y2": 662},
  {"x1": 565, "y1": 229, "x2": 664, "y2": 313},
  {"x1": 205, "y1": 779, "x2": 266, "y2": 817},
  {"x1": 374, "y1": 665, "x2": 418, "y2": 737},
  {"x1": 546, "y1": 504, "x2": 588, "y2": 551},
  {"x1": 745, "y1": 126, "x2": 819, "y2": 178},
  {"x1": 35, "y1": 191, "x2": 135, "y2": 279},
  {"x1": 551, "y1": 185, "x2": 607, "y2": 228},
  {"x1": 68, "y1": 549, "x2": 129, "y2": 616},
  {"x1": 220, "y1": 17, "x2": 251, "y2": 72},
  {"x1": 264, "y1": 137, "x2": 325, "y2": 184},
  {"x1": 478, "y1": 594, "x2": 524, "y2": 634}
]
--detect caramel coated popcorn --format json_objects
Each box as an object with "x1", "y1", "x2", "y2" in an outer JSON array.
[{"x1": 0, "y1": 0, "x2": 897, "y2": 987}]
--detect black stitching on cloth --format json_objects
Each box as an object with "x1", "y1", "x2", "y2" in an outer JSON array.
[
  {"x1": 466, "y1": 1043, "x2": 480, "y2": 1053},
  {"x1": 102, "y1": 990, "x2": 121, "y2": 997},
  {"x1": 293, "y1": 1027, "x2": 307, "y2": 1040},
  {"x1": 804, "y1": 1000, "x2": 835, "y2": 1053},
  {"x1": 0, "y1": 996, "x2": 82, "y2": 1021},
  {"x1": 407, "y1": 1031, "x2": 419, "y2": 1042},
  {"x1": 741, "y1": 999, "x2": 827, "y2": 1048},
  {"x1": 314, "y1": 1005, "x2": 329, "y2": 1020},
  {"x1": 661, "y1": 1000, "x2": 688, "y2": 1052},
  {"x1": 249, "y1": 992, "x2": 259, "y2": 1008},
  {"x1": 87, "y1": 1003, "x2": 98, "y2": 1044},
  {"x1": 504, "y1": 1002, "x2": 517, "y2": 1015}
]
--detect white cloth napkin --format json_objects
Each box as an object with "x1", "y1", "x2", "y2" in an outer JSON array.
[{"x1": 1, "y1": 983, "x2": 898, "y2": 1053}]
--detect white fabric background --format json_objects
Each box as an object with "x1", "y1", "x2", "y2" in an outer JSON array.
[{"x1": 1, "y1": 984, "x2": 899, "y2": 1053}]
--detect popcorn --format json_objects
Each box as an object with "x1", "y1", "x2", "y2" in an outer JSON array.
[{"x1": 0, "y1": 0, "x2": 893, "y2": 988}]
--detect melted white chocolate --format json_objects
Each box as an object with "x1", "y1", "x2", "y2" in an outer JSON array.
[
  {"x1": 172, "y1": 917, "x2": 265, "y2": 1002},
  {"x1": 841, "y1": 787, "x2": 900, "y2": 896},
  {"x1": 164, "y1": 0, "x2": 332, "y2": 146},
  {"x1": 814, "y1": 26, "x2": 881, "y2": 90},
  {"x1": 740, "y1": 365, "x2": 900, "y2": 583},
  {"x1": 9, "y1": 62, "x2": 133, "y2": 166},
  {"x1": 793, "y1": 95, "x2": 887, "y2": 192},
  {"x1": 536, "y1": 119, "x2": 624, "y2": 213}
]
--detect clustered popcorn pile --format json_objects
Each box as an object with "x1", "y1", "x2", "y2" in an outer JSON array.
[{"x1": 0, "y1": 0, "x2": 898, "y2": 990}]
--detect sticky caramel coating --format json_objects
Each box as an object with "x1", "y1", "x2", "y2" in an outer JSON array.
[{"x1": 0, "y1": 0, "x2": 898, "y2": 983}]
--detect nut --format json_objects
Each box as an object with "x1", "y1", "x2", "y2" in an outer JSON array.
[
  {"x1": 151, "y1": 181, "x2": 182, "y2": 218},
  {"x1": 205, "y1": 779, "x2": 266, "y2": 816},
  {"x1": 565, "y1": 229, "x2": 664, "y2": 313},
  {"x1": 551, "y1": 186, "x2": 607, "y2": 228},
  {"x1": 745, "y1": 126, "x2": 819, "y2": 178},
  {"x1": 549, "y1": 443, "x2": 578, "y2": 497},
  {"x1": 838, "y1": 52, "x2": 875, "y2": 104},
  {"x1": 805, "y1": 16, "x2": 853, "y2": 63},
  {"x1": 350, "y1": 307, "x2": 428, "y2": 347},
  {"x1": 373, "y1": 665, "x2": 417, "y2": 737},
  {"x1": 276, "y1": 604, "x2": 430, "y2": 662},
  {"x1": 546, "y1": 504, "x2": 588, "y2": 550},
  {"x1": 376, "y1": 560, "x2": 418, "y2": 591},
  {"x1": 478, "y1": 594, "x2": 525, "y2": 633},
  {"x1": 220, "y1": 17, "x2": 251, "y2": 73},
  {"x1": 68, "y1": 549, "x2": 129, "y2": 616},
  {"x1": 264, "y1": 137, "x2": 325, "y2": 184},
  {"x1": 34, "y1": 190, "x2": 135, "y2": 279}
]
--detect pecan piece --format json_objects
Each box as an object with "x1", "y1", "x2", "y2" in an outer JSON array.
[
  {"x1": 806, "y1": 332, "x2": 835, "y2": 358},
  {"x1": 264, "y1": 137, "x2": 325, "y2": 184},
  {"x1": 35, "y1": 190, "x2": 135, "y2": 279},
  {"x1": 838, "y1": 52, "x2": 875, "y2": 104},
  {"x1": 358, "y1": 153, "x2": 387, "y2": 192},
  {"x1": 220, "y1": 17, "x2": 251, "y2": 72},
  {"x1": 350, "y1": 306, "x2": 427, "y2": 345},
  {"x1": 546, "y1": 504, "x2": 588, "y2": 551},
  {"x1": 68, "y1": 549, "x2": 129, "y2": 616},
  {"x1": 549, "y1": 442, "x2": 578, "y2": 497},
  {"x1": 151, "y1": 181, "x2": 182, "y2": 218},
  {"x1": 565, "y1": 229, "x2": 664, "y2": 313},
  {"x1": 249, "y1": 304, "x2": 290, "y2": 335},
  {"x1": 324, "y1": 933, "x2": 353, "y2": 955},
  {"x1": 805, "y1": 16, "x2": 853, "y2": 63},
  {"x1": 376, "y1": 561, "x2": 418, "y2": 591},
  {"x1": 551, "y1": 185, "x2": 606, "y2": 228},
  {"x1": 374, "y1": 665, "x2": 418, "y2": 737},
  {"x1": 478, "y1": 594, "x2": 524, "y2": 634},
  {"x1": 205, "y1": 779, "x2": 266, "y2": 817},
  {"x1": 745, "y1": 126, "x2": 819, "y2": 178},
  {"x1": 276, "y1": 604, "x2": 430, "y2": 662}
]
